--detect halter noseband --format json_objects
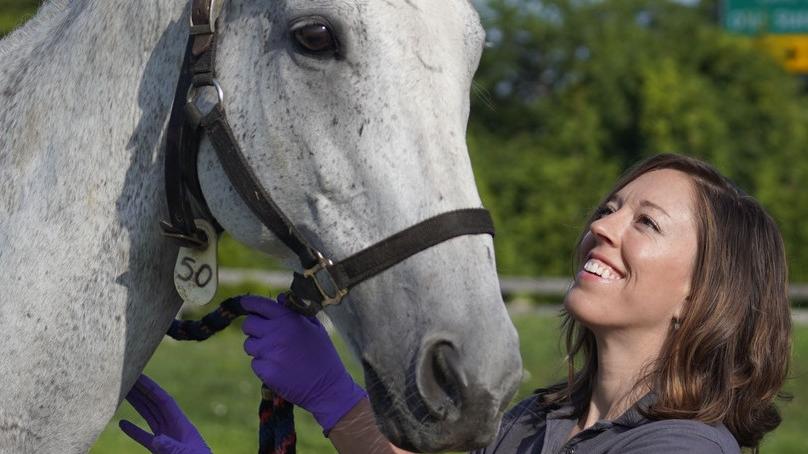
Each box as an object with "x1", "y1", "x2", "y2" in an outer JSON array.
[{"x1": 160, "y1": 0, "x2": 495, "y2": 316}]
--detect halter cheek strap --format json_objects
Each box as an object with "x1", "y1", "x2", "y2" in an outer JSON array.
[{"x1": 161, "y1": 0, "x2": 495, "y2": 316}]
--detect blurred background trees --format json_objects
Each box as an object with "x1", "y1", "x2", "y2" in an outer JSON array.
[
  {"x1": 0, "y1": 0, "x2": 37, "y2": 34},
  {"x1": 3, "y1": 0, "x2": 806, "y2": 282},
  {"x1": 469, "y1": 0, "x2": 808, "y2": 281}
]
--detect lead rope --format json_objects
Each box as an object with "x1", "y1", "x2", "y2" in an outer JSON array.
[{"x1": 166, "y1": 295, "x2": 297, "y2": 454}]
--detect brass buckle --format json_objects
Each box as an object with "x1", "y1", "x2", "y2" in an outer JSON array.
[{"x1": 303, "y1": 251, "x2": 348, "y2": 307}]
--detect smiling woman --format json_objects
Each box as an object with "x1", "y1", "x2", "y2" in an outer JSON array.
[{"x1": 487, "y1": 153, "x2": 791, "y2": 454}]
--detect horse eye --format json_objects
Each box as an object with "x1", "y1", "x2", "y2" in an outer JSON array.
[{"x1": 291, "y1": 23, "x2": 338, "y2": 54}]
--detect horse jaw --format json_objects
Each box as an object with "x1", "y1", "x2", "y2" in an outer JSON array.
[{"x1": 198, "y1": 1, "x2": 523, "y2": 451}]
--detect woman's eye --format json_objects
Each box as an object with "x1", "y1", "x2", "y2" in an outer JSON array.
[
  {"x1": 291, "y1": 22, "x2": 339, "y2": 54},
  {"x1": 594, "y1": 205, "x2": 615, "y2": 219},
  {"x1": 638, "y1": 214, "x2": 660, "y2": 232}
]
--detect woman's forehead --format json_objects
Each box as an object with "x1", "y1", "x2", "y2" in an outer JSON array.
[
  {"x1": 618, "y1": 169, "x2": 693, "y2": 202},
  {"x1": 615, "y1": 169, "x2": 697, "y2": 221}
]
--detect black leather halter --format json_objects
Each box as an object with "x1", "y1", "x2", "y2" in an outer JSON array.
[{"x1": 161, "y1": 0, "x2": 495, "y2": 316}]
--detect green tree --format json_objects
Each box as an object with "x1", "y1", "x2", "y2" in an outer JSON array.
[{"x1": 471, "y1": 0, "x2": 808, "y2": 281}]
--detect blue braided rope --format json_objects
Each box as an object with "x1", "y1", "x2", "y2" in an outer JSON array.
[
  {"x1": 166, "y1": 297, "x2": 247, "y2": 341},
  {"x1": 166, "y1": 296, "x2": 297, "y2": 454},
  {"x1": 260, "y1": 385, "x2": 297, "y2": 454}
]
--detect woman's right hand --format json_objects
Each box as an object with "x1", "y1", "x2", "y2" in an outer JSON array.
[{"x1": 241, "y1": 294, "x2": 367, "y2": 434}]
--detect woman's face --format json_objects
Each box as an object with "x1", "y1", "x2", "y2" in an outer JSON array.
[{"x1": 564, "y1": 169, "x2": 698, "y2": 334}]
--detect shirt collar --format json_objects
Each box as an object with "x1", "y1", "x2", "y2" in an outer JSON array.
[
  {"x1": 611, "y1": 392, "x2": 656, "y2": 428},
  {"x1": 543, "y1": 391, "x2": 657, "y2": 428}
]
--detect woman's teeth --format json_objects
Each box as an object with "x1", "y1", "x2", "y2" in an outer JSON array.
[{"x1": 583, "y1": 259, "x2": 622, "y2": 280}]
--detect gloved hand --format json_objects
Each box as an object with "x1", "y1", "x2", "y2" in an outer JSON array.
[
  {"x1": 241, "y1": 294, "x2": 367, "y2": 434},
  {"x1": 119, "y1": 374, "x2": 212, "y2": 454}
]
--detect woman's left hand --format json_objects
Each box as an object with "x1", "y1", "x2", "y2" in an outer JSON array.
[{"x1": 119, "y1": 374, "x2": 212, "y2": 454}]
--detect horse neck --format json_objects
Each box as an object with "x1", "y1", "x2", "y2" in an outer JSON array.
[{"x1": 0, "y1": 0, "x2": 189, "y2": 225}]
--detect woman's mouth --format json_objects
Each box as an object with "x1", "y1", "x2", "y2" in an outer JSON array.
[{"x1": 581, "y1": 258, "x2": 624, "y2": 280}]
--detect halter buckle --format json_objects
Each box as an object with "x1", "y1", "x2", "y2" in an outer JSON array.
[{"x1": 303, "y1": 251, "x2": 348, "y2": 307}]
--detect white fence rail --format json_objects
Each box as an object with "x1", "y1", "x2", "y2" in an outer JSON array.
[{"x1": 218, "y1": 268, "x2": 808, "y2": 301}]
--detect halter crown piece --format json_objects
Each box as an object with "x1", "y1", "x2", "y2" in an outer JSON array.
[{"x1": 160, "y1": 0, "x2": 495, "y2": 316}]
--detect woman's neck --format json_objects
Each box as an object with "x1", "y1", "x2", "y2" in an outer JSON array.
[{"x1": 576, "y1": 327, "x2": 667, "y2": 433}]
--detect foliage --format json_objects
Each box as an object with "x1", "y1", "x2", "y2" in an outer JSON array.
[
  {"x1": 0, "y1": 0, "x2": 39, "y2": 37},
  {"x1": 469, "y1": 131, "x2": 619, "y2": 276},
  {"x1": 471, "y1": 0, "x2": 808, "y2": 281}
]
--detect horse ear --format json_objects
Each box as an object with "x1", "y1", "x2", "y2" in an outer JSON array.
[{"x1": 173, "y1": 219, "x2": 220, "y2": 306}]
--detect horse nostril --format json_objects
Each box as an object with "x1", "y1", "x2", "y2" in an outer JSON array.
[{"x1": 416, "y1": 341, "x2": 468, "y2": 421}]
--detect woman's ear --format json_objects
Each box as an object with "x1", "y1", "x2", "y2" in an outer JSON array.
[{"x1": 672, "y1": 295, "x2": 689, "y2": 325}]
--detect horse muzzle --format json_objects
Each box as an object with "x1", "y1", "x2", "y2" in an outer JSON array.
[{"x1": 362, "y1": 334, "x2": 522, "y2": 452}]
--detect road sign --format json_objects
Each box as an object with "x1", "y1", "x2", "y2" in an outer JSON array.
[
  {"x1": 723, "y1": 0, "x2": 808, "y2": 35},
  {"x1": 759, "y1": 34, "x2": 808, "y2": 72},
  {"x1": 722, "y1": 0, "x2": 808, "y2": 73}
]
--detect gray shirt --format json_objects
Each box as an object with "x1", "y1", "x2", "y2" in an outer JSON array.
[{"x1": 473, "y1": 392, "x2": 740, "y2": 454}]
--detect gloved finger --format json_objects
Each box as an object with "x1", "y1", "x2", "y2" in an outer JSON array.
[
  {"x1": 152, "y1": 434, "x2": 188, "y2": 453},
  {"x1": 305, "y1": 315, "x2": 328, "y2": 333},
  {"x1": 135, "y1": 375, "x2": 183, "y2": 411},
  {"x1": 242, "y1": 315, "x2": 277, "y2": 338},
  {"x1": 250, "y1": 358, "x2": 285, "y2": 382},
  {"x1": 133, "y1": 374, "x2": 190, "y2": 427},
  {"x1": 243, "y1": 336, "x2": 259, "y2": 357},
  {"x1": 243, "y1": 336, "x2": 279, "y2": 358},
  {"x1": 134, "y1": 374, "x2": 163, "y2": 394},
  {"x1": 240, "y1": 295, "x2": 295, "y2": 319},
  {"x1": 119, "y1": 420, "x2": 155, "y2": 450},
  {"x1": 136, "y1": 376, "x2": 185, "y2": 417},
  {"x1": 126, "y1": 387, "x2": 168, "y2": 432},
  {"x1": 243, "y1": 332, "x2": 294, "y2": 358}
]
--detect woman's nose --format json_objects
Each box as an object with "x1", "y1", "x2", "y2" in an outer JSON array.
[{"x1": 590, "y1": 213, "x2": 620, "y2": 247}]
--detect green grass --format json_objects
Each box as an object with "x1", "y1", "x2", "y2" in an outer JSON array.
[{"x1": 91, "y1": 284, "x2": 808, "y2": 453}]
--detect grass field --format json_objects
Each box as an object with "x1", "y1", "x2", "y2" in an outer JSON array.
[{"x1": 90, "y1": 284, "x2": 808, "y2": 453}]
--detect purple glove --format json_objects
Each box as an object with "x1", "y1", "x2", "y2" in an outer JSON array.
[
  {"x1": 119, "y1": 374, "x2": 212, "y2": 454},
  {"x1": 241, "y1": 294, "x2": 367, "y2": 433}
]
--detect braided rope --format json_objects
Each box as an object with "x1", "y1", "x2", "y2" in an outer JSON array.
[
  {"x1": 259, "y1": 385, "x2": 297, "y2": 454},
  {"x1": 167, "y1": 296, "x2": 296, "y2": 454}
]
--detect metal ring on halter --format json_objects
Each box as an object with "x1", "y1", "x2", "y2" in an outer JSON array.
[{"x1": 187, "y1": 79, "x2": 224, "y2": 106}]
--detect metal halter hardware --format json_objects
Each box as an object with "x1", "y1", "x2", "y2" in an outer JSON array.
[
  {"x1": 161, "y1": 0, "x2": 495, "y2": 316},
  {"x1": 303, "y1": 252, "x2": 348, "y2": 307},
  {"x1": 189, "y1": 0, "x2": 222, "y2": 35}
]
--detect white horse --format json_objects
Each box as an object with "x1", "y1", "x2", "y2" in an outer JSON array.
[{"x1": 0, "y1": 1, "x2": 522, "y2": 452}]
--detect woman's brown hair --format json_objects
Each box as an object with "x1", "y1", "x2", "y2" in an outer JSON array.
[{"x1": 545, "y1": 154, "x2": 791, "y2": 449}]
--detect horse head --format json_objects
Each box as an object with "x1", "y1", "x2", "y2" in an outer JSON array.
[{"x1": 195, "y1": 1, "x2": 523, "y2": 451}]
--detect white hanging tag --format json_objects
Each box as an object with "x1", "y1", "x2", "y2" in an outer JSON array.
[{"x1": 173, "y1": 219, "x2": 219, "y2": 306}]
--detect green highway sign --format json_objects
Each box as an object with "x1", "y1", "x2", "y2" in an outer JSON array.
[{"x1": 723, "y1": 0, "x2": 808, "y2": 35}]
